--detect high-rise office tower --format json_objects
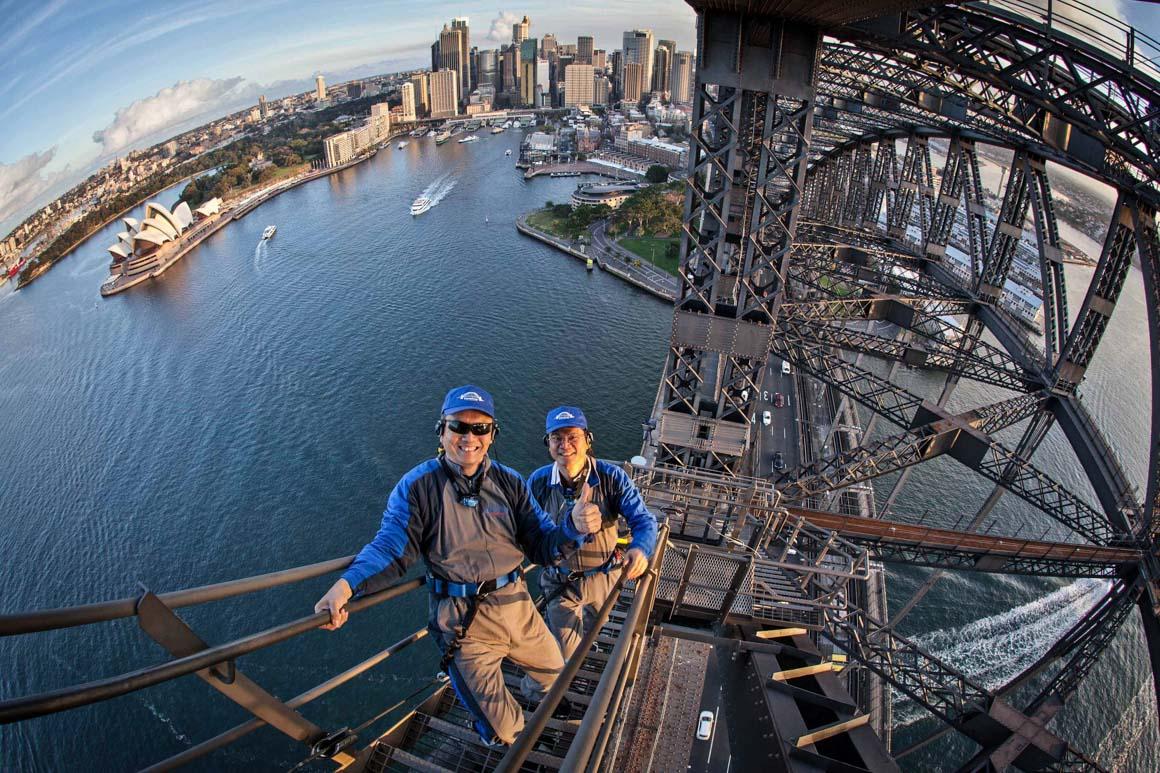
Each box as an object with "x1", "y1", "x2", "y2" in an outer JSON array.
[
  {"x1": 451, "y1": 17, "x2": 472, "y2": 97},
  {"x1": 479, "y1": 48, "x2": 499, "y2": 89},
  {"x1": 535, "y1": 58, "x2": 550, "y2": 107},
  {"x1": 622, "y1": 30, "x2": 655, "y2": 95},
  {"x1": 610, "y1": 50, "x2": 623, "y2": 99},
  {"x1": 431, "y1": 40, "x2": 440, "y2": 73},
  {"x1": 429, "y1": 69, "x2": 460, "y2": 118},
  {"x1": 577, "y1": 36, "x2": 594, "y2": 65},
  {"x1": 652, "y1": 45, "x2": 672, "y2": 97},
  {"x1": 501, "y1": 44, "x2": 521, "y2": 96},
  {"x1": 513, "y1": 15, "x2": 530, "y2": 43},
  {"x1": 670, "y1": 50, "x2": 694, "y2": 104},
  {"x1": 593, "y1": 75, "x2": 611, "y2": 105},
  {"x1": 258, "y1": 95, "x2": 268, "y2": 119},
  {"x1": 519, "y1": 38, "x2": 538, "y2": 107},
  {"x1": 315, "y1": 74, "x2": 327, "y2": 101},
  {"x1": 541, "y1": 33, "x2": 557, "y2": 60},
  {"x1": 623, "y1": 62, "x2": 645, "y2": 103},
  {"x1": 439, "y1": 23, "x2": 470, "y2": 102},
  {"x1": 563, "y1": 64, "x2": 595, "y2": 108},
  {"x1": 400, "y1": 82, "x2": 417, "y2": 122},
  {"x1": 410, "y1": 72, "x2": 430, "y2": 116},
  {"x1": 592, "y1": 49, "x2": 607, "y2": 70}
]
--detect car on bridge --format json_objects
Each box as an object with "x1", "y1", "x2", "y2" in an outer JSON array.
[
  {"x1": 773, "y1": 392, "x2": 785, "y2": 408},
  {"x1": 696, "y1": 710, "x2": 714, "y2": 741},
  {"x1": 772, "y1": 452, "x2": 786, "y2": 472},
  {"x1": 762, "y1": 410, "x2": 772, "y2": 426}
]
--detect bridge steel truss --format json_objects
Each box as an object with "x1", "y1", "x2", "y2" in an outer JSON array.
[{"x1": 653, "y1": 0, "x2": 1160, "y2": 769}]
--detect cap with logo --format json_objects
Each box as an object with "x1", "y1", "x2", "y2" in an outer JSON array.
[
  {"x1": 441, "y1": 385, "x2": 496, "y2": 419},
  {"x1": 545, "y1": 405, "x2": 588, "y2": 434}
]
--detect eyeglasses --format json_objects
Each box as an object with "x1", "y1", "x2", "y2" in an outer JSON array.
[{"x1": 445, "y1": 419, "x2": 495, "y2": 436}]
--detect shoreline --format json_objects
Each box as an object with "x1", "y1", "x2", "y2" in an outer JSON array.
[{"x1": 515, "y1": 213, "x2": 677, "y2": 302}]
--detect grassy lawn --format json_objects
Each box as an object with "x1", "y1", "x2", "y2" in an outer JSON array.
[
  {"x1": 526, "y1": 209, "x2": 572, "y2": 239},
  {"x1": 619, "y1": 236, "x2": 680, "y2": 276}
]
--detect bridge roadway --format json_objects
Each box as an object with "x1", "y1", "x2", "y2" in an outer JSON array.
[{"x1": 788, "y1": 505, "x2": 1141, "y2": 568}]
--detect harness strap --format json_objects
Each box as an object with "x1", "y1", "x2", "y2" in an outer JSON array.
[
  {"x1": 540, "y1": 548, "x2": 623, "y2": 609},
  {"x1": 433, "y1": 568, "x2": 524, "y2": 674}
]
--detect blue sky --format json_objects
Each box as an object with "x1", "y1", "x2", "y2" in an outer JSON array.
[{"x1": 1, "y1": 0, "x2": 1157, "y2": 235}]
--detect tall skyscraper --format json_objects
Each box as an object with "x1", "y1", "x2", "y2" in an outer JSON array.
[
  {"x1": 541, "y1": 33, "x2": 558, "y2": 60},
  {"x1": 577, "y1": 36, "x2": 594, "y2": 65},
  {"x1": 315, "y1": 74, "x2": 327, "y2": 101},
  {"x1": 479, "y1": 48, "x2": 499, "y2": 89},
  {"x1": 431, "y1": 41, "x2": 440, "y2": 73},
  {"x1": 623, "y1": 62, "x2": 645, "y2": 103},
  {"x1": 430, "y1": 69, "x2": 460, "y2": 118},
  {"x1": 258, "y1": 95, "x2": 268, "y2": 119},
  {"x1": 519, "y1": 38, "x2": 538, "y2": 107},
  {"x1": 593, "y1": 75, "x2": 611, "y2": 106},
  {"x1": 451, "y1": 17, "x2": 472, "y2": 97},
  {"x1": 400, "y1": 82, "x2": 417, "y2": 122},
  {"x1": 622, "y1": 30, "x2": 655, "y2": 95},
  {"x1": 500, "y1": 44, "x2": 521, "y2": 97},
  {"x1": 652, "y1": 44, "x2": 672, "y2": 97},
  {"x1": 513, "y1": 15, "x2": 530, "y2": 44},
  {"x1": 410, "y1": 72, "x2": 430, "y2": 116},
  {"x1": 563, "y1": 64, "x2": 595, "y2": 108},
  {"x1": 592, "y1": 49, "x2": 607, "y2": 70},
  {"x1": 610, "y1": 50, "x2": 623, "y2": 99},
  {"x1": 439, "y1": 23, "x2": 470, "y2": 102},
  {"x1": 671, "y1": 50, "x2": 694, "y2": 104}
]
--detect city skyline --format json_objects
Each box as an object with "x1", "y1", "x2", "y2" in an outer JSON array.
[{"x1": 0, "y1": 0, "x2": 699, "y2": 234}]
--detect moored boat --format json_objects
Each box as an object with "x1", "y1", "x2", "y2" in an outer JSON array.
[{"x1": 434, "y1": 131, "x2": 451, "y2": 145}]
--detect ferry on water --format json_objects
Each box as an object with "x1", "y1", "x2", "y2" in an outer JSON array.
[
  {"x1": 490, "y1": 125, "x2": 505, "y2": 134},
  {"x1": 262, "y1": 225, "x2": 276, "y2": 240},
  {"x1": 397, "y1": 141, "x2": 408, "y2": 150},
  {"x1": 458, "y1": 135, "x2": 478, "y2": 144},
  {"x1": 410, "y1": 197, "x2": 432, "y2": 216},
  {"x1": 505, "y1": 148, "x2": 513, "y2": 156},
  {"x1": 434, "y1": 131, "x2": 451, "y2": 145}
]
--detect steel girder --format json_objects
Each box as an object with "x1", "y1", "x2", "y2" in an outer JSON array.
[
  {"x1": 657, "y1": 11, "x2": 820, "y2": 473},
  {"x1": 849, "y1": 539, "x2": 1122, "y2": 578},
  {"x1": 834, "y1": 4, "x2": 1160, "y2": 204},
  {"x1": 887, "y1": 133, "x2": 935, "y2": 242},
  {"x1": 977, "y1": 149, "x2": 1034, "y2": 302},
  {"x1": 1025, "y1": 154, "x2": 1070, "y2": 367}
]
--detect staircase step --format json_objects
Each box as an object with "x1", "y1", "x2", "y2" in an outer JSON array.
[{"x1": 377, "y1": 745, "x2": 455, "y2": 773}]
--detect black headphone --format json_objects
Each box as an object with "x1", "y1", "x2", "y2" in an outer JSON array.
[{"x1": 543, "y1": 429, "x2": 594, "y2": 446}]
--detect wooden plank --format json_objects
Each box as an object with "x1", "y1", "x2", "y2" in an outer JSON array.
[
  {"x1": 794, "y1": 714, "x2": 871, "y2": 748},
  {"x1": 755, "y1": 627, "x2": 809, "y2": 639},
  {"x1": 771, "y1": 662, "x2": 842, "y2": 682}
]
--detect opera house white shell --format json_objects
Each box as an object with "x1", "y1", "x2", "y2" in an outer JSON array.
[{"x1": 107, "y1": 198, "x2": 221, "y2": 262}]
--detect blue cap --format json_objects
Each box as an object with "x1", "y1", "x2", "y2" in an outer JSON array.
[
  {"x1": 441, "y1": 385, "x2": 495, "y2": 418},
  {"x1": 545, "y1": 406, "x2": 588, "y2": 434}
]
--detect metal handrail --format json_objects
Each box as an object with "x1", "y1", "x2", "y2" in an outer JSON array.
[
  {"x1": 0, "y1": 554, "x2": 355, "y2": 636},
  {"x1": 0, "y1": 576, "x2": 424, "y2": 724}
]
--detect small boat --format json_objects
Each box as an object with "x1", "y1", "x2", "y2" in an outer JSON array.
[
  {"x1": 586, "y1": 258, "x2": 594, "y2": 271},
  {"x1": 262, "y1": 225, "x2": 276, "y2": 240},
  {"x1": 505, "y1": 149, "x2": 513, "y2": 156},
  {"x1": 397, "y1": 141, "x2": 408, "y2": 150},
  {"x1": 426, "y1": 129, "x2": 437, "y2": 137},
  {"x1": 458, "y1": 135, "x2": 479, "y2": 144},
  {"x1": 491, "y1": 126, "x2": 505, "y2": 134},
  {"x1": 434, "y1": 131, "x2": 451, "y2": 145},
  {"x1": 411, "y1": 197, "x2": 432, "y2": 216}
]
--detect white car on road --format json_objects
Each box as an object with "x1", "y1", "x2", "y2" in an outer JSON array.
[
  {"x1": 696, "y1": 710, "x2": 715, "y2": 741},
  {"x1": 762, "y1": 410, "x2": 772, "y2": 426}
]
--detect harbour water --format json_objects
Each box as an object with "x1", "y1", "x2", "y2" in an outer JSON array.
[{"x1": 0, "y1": 132, "x2": 1154, "y2": 770}]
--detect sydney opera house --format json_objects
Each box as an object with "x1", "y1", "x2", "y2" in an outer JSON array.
[{"x1": 101, "y1": 197, "x2": 223, "y2": 296}]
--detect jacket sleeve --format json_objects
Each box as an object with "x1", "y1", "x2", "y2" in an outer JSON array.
[
  {"x1": 341, "y1": 468, "x2": 427, "y2": 596},
  {"x1": 504, "y1": 467, "x2": 582, "y2": 566},
  {"x1": 609, "y1": 464, "x2": 658, "y2": 558}
]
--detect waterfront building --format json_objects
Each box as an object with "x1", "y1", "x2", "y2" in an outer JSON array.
[
  {"x1": 623, "y1": 62, "x2": 645, "y2": 103},
  {"x1": 592, "y1": 49, "x2": 607, "y2": 70},
  {"x1": 523, "y1": 131, "x2": 557, "y2": 164},
  {"x1": 564, "y1": 64, "x2": 596, "y2": 108},
  {"x1": 370, "y1": 102, "x2": 391, "y2": 140},
  {"x1": 500, "y1": 44, "x2": 520, "y2": 96},
  {"x1": 400, "y1": 82, "x2": 417, "y2": 122},
  {"x1": 623, "y1": 29, "x2": 655, "y2": 95},
  {"x1": 513, "y1": 15, "x2": 530, "y2": 44},
  {"x1": 452, "y1": 17, "x2": 472, "y2": 98},
  {"x1": 430, "y1": 68, "x2": 460, "y2": 118},
  {"x1": 624, "y1": 136, "x2": 687, "y2": 168},
  {"x1": 570, "y1": 182, "x2": 647, "y2": 209},
  {"x1": 670, "y1": 51, "x2": 694, "y2": 104},
  {"x1": 315, "y1": 74, "x2": 326, "y2": 101},
  {"x1": 258, "y1": 95, "x2": 268, "y2": 119},
  {"x1": 324, "y1": 132, "x2": 356, "y2": 168},
  {"x1": 410, "y1": 72, "x2": 430, "y2": 117},
  {"x1": 577, "y1": 36, "x2": 594, "y2": 65},
  {"x1": 439, "y1": 24, "x2": 470, "y2": 102}
]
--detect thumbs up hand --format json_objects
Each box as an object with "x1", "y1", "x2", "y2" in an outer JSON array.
[{"x1": 570, "y1": 481, "x2": 602, "y2": 535}]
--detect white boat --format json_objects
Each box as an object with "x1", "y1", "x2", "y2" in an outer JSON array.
[
  {"x1": 397, "y1": 141, "x2": 408, "y2": 149},
  {"x1": 505, "y1": 149, "x2": 513, "y2": 156},
  {"x1": 458, "y1": 135, "x2": 479, "y2": 143},
  {"x1": 491, "y1": 126, "x2": 505, "y2": 134},
  {"x1": 411, "y1": 197, "x2": 432, "y2": 216},
  {"x1": 426, "y1": 129, "x2": 437, "y2": 137},
  {"x1": 262, "y1": 225, "x2": 276, "y2": 240}
]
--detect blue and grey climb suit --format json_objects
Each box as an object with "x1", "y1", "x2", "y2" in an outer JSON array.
[
  {"x1": 341, "y1": 456, "x2": 583, "y2": 745},
  {"x1": 527, "y1": 458, "x2": 658, "y2": 663}
]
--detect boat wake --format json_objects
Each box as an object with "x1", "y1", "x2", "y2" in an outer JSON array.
[
  {"x1": 253, "y1": 239, "x2": 268, "y2": 274},
  {"x1": 891, "y1": 578, "x2": 1110, "y2": 727},
  {"x1": 420, "y1": 172, "x2": 457, "y2": 209},
  {"x1": 1095, "y1": 676, "x2": 1157, "y2": 770}
]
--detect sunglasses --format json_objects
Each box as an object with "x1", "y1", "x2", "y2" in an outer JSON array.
[{"x1": 445, "y1": 419, "x2": 495, "y2": 436}]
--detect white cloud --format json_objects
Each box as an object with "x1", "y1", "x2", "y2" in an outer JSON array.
[
  {"x1": 487, "y1": 11, "x2": 520, "y2": 43},
  {"x1": 92, "y1": 77, "x2": 259, "y2": 155},
  {"x1": 0, "y1": 148, "x2": 68, "y2": 228}
]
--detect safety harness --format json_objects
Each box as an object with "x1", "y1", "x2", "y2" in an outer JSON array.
[
  {"x1": 432, "y1": 567, "x2": 525, "y2": 674},
  {"x1": 539, "y1": 547, "x2": 623, "y2": 608}
]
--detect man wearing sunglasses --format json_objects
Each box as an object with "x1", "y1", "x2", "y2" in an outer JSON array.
[
  {"x1": 527, "y1": 406, "x2": 658, "y2": 665},
  {"x1": 314, "y1": 385, "x2": 602, "y2": 747}
]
